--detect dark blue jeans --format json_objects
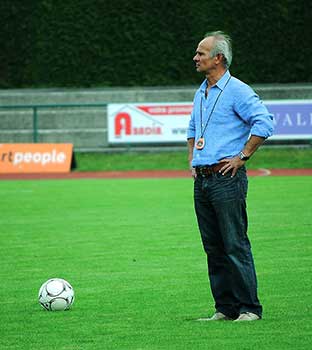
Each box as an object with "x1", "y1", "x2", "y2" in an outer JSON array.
[{"x1": 194, "y1": 167, "x2": 262, "y2": 318}]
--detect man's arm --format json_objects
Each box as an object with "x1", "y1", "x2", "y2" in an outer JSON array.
[
  {"x1": 220, "y1": 85, "x2": 274, "y2": 177},
  {"x1": 219, "y1": 135, "x2": 265, "y2": 177},
  {"x1": 187, "y1": 137, "x2": 195, "y2": 166},
  {"x1": 241, "y1": 135, "x2": 265, "y2": 158},
  {"x1": 187, "y1": 137, "x2": 196, "y2": 178}
]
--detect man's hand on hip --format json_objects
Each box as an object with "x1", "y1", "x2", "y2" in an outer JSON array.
[{"x1": 219, "y1": 157, "x2": 246, "y2": 177}]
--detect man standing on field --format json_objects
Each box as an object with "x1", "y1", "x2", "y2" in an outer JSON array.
[{"x1": 187, "y1": 31, "x2": 274, "y2": 321}]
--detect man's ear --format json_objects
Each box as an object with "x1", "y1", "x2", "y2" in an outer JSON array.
[{"x1": 214, "y1": 53, "x2": 224, "y2": 65}]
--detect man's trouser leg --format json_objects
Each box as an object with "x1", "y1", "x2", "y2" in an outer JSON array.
[{"x1": 194, "y1": 168, "x2": 262, "y2": 318}]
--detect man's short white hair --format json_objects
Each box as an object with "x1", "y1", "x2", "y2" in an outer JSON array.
[{"x1": 205, "y1": 31, "x2": 232, "y2": 69}]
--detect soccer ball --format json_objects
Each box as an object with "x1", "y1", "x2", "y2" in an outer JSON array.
[{"x1": 38, "y1": 278, "x2": 74, "y2": 311}]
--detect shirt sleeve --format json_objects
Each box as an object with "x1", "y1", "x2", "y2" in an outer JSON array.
[
  {"x1": 234, "y1": 84, "x2": 274, "y2": 138},
  {"x1": 187, "y1": 98, "x2": 196, "y2": 139}
]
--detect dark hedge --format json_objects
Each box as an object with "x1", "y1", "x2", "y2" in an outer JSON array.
[{"x1": 1, "y1": 0, "x2": 311, "y2": 88}]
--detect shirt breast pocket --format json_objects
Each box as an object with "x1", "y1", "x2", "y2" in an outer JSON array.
[{"x1": 212, "y1": 105, "x2": 234, "y2": 125}]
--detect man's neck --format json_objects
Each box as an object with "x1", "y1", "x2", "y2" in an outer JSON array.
[{"x1": 206, "y1": 68, "x2": 227, "y2": 86}]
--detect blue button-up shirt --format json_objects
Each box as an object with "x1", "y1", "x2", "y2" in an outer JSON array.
[{"x1": 187, "y1": 70, "x2": 274, "y2": 166}]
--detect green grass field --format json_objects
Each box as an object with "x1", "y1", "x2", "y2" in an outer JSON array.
[
  {"x1": 74, "y1": 147, "x2": 312, "y2": 171},
  {"x1": 0, "y1": 176, "x2": 311, "y2": 349}
]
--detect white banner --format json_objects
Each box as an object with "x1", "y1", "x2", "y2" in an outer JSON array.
[
  {"x1": 107, "y1": 101, "x2": 312, "y2": 143},
  {"x1": 107, "y1": 103, "x2": 192, "y2": 143}
]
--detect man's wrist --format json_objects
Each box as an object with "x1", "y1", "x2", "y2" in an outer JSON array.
[{"x1": 239, "y1": 151, "x2": 250, "y2": 161}]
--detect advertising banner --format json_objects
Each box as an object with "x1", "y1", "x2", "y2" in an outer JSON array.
[
  {"x1": 266, "y1": 100, "x2": 312, "y2": 139},
  {"x1": 0, "y1": 144, "x2": 73, "y2": 174},
  {"x1": 108, "y1": 103, "x2": 192, "y2": 143},
  {"x1": 108, "y1": 100, "x2": 312, "y2": 143}
]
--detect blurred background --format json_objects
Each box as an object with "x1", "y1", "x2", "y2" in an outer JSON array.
[
  {"x1": 1, "y1": 0, "x2": 311, "y2": 87},
  {"x1": 0, "y1": 0, "x2": 311, "y2": 154}
]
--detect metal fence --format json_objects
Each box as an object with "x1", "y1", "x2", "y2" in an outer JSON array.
[{"x1": 0, "y1": 103, "x2": 108, "y2": 148}]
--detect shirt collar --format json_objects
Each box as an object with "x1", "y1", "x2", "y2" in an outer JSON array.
[{"x1": 200, "y1": 70, "x2": 231, "y2": 92}]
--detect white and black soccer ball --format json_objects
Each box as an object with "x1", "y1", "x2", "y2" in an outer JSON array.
[{"x1": 38, "y1": 278, "x2": 74, "y2": 311}]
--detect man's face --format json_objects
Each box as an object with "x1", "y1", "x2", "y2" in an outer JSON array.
[{"x1": 193, "y1": 37, "x2": 216, "y2": 74}]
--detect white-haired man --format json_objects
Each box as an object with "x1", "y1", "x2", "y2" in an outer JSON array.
[{"x1": 187, "y1": 31, "x2": 274, "y2": 321}]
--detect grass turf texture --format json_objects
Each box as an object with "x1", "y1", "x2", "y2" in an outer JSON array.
[
  {"x1": 74, "y1": 147, "x2": 312, "y2": 171},
  {"x1": 0, "y1": 176, "x2": 311, "y2": 349}
]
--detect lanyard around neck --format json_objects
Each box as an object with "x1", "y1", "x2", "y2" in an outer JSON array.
[{"x1": 199, "y1": 76, "x2": 231, "y2": 138}]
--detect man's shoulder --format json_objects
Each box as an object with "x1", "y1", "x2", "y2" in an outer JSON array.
[
  {"x1": 230, "y1": 76, "x2": 254, "y2": 92},
  {"x1": 227, "y1": 76, "x2": 257, "y2": 103}
]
